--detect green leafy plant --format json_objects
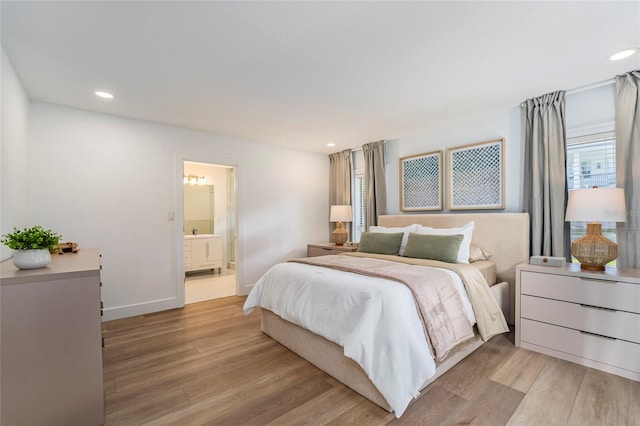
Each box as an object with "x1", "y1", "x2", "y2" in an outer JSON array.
[{"x1": 1, "y1": 226, "x2": 61, "y2": 250}]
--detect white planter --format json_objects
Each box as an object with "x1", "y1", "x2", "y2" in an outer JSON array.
[{"x1": 13, "y1": 249, "x2": 52, "y2": 270}]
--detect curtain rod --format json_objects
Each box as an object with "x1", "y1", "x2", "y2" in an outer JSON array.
[
  {"x1": 348, "y1": 140, "x2": 387, "y2": 153},
  {"x1": 520, "y1": 78, "x2": 615, "y2": 107},
  {"x1": 566, "y1": 78, "x2": 614, "y2": 96}
]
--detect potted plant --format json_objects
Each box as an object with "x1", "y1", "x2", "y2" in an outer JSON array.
[{"x1": 1, "y1": 226, "x2": 62, "y2": 269}]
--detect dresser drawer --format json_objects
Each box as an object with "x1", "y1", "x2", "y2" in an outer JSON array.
[
  {"x1": 520, "y1": 319, "x2": 640, "y2": 374},
  {"x1": 521, "y1": 295, "x2": 640, "y2": 344},
  {"x1": 520, "y1": 271, "x2": 640, "y2": 314}
]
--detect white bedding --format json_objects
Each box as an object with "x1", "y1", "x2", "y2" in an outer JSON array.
[{"x1": 242, "y1": 259, "x2": 477, "y2": 417}]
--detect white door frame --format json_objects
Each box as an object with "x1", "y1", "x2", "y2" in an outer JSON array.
[{"x1": 175, "y1": 154, "x2": 242, "y2": 306}]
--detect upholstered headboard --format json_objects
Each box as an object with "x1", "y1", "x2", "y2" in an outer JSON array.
[{"x1": 378, "y1": 213, "x2": 530, "y2": 323}]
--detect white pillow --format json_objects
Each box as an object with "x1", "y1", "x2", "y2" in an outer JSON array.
[
  {"x1": 369, "y1": 224, "x2": 417, "y2": 256},
  {"x1": 415, "y1": 221, "x2": 475, "y2": 264}
]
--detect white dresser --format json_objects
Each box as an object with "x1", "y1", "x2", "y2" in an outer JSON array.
[
  {"x1": 184, "y1": 234, "x2": 223, "y2": 273},
  {"x1": 0, "y1": 248, "x2": 104, "y2": 425},
  {"x1": 515, "y1": 262, "x2": 640, "y2": 381}
]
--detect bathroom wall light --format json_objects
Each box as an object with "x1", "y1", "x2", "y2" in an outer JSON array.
[{"x1": 183, "y1": 175, "x2": 205, "y2": 185}]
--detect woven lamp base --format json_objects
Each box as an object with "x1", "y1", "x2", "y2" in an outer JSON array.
[
  {"x1": 571, "y1": 223, "x2": 617, "y2": 271},
  {"x1": 331, "y1": 222, "x2": 348, "y2": 246}
]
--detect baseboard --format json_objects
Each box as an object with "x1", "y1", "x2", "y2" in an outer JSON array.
[{"x1": 102, "y1": 297, "x2": 182, "y2": 321}]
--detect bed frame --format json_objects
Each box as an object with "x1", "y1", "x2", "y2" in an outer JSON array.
[{"x1": 260, "y1": 213, "x2": 529, "y2": 413}]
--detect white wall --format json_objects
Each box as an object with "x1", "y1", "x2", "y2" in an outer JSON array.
[
  {"x1": 26, "y1": 102, "x2": 329, "y2": 320},
  {"x1": 565, "y1": 82, "x2": 615, "y2": 136},
  {"x1": 385, "y1": 106, "x2": 524, "y2": 214},
  {"x1": 1, "y1": 49, "x2": 30, "y2": 261}
]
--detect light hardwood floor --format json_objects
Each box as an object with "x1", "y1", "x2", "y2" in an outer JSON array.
[{"x1": 102, "y1": 296, "x2": 640, "y2": 425}]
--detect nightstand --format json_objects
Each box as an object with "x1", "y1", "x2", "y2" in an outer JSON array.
[
  {"x1": 307, "y1": 243, "x2": 358, "y2": 257},
  {"x1": 515, "y1": 262, "x2": 640, "y2": 381}
]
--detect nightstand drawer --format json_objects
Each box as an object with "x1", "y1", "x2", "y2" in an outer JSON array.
[
  {"x1": 308, "y1": 246, "x2": 344, "y2": 257},
  {"x1": 521, "y1": 295, "x2": 640, "y2": 344},
  {"x1": 521, "y1": 271, "x2": 640, "y2": 314},
  {"x1": 520, "y1": 319, "x2": 640, "y2": 374},
  {"x1": 307, "y1": 244, "x2": 358, "y2": 257}
]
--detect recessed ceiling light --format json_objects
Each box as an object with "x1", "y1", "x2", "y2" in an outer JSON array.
[
  {"x1": 95, "y1": 91, "x2": 114, "y2": 99},
  {"x1": 609, "y1": 48, "x2": 638, "y2": 61},
  {"x1": 327, "y1": 143, "x2": 336, "y2": 147}
]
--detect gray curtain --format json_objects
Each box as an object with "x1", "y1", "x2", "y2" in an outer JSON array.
[
  {"x1": 615, "y1": 70, "x2": 640, "y2": 269},
  {"x1": 522, "y1": 91, "x2": 571, "y2": 259},
  {"x1": 362, "y1": 141, "x2": 387, "y2": 230},
  {"x1": 329, "y1": 149, "x2": 352, "y2": 234}
]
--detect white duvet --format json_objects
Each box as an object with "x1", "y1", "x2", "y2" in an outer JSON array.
[{"x1": 242, "y1": 259, "x2": 476, "y2": 417}]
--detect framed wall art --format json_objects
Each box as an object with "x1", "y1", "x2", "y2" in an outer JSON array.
[
  {"x1": 447, "y1": 138, "x2": 504, "y2": 210},
  {"x1": 399, "y1": 150, "x2": 443, "y2": 211}
]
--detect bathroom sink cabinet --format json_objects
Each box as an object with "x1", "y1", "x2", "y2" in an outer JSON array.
[{"x1": 185, "y1": 235, "x2": 222, "y2": 273}]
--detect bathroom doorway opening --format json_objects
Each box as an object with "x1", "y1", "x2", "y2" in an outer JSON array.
[{"x1": 183, "y1": 161, "x2": 237, "y2": 304}]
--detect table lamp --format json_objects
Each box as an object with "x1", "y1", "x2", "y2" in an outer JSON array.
[
  {"x1": 564, "y1": 187, "x2": 627, "y2": 270},
  {"x1": 330, "y1": 205, "x2": 352, "y2": 246}
]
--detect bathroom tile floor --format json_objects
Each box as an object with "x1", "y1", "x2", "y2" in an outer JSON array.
[{"x1": 185, "y1": 268, "x2": 236, "y2": 304}]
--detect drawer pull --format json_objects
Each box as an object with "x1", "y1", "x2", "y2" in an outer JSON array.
[
  {"x1": 322, "y1": 248, "x2": 332, "y2": 251},
  {"x1": 579, "y1": 330, "x2": 617, "y2": 340},
  {"x1": 579, "y1": 303, "x2": 617, "y2": 312},
  {"x1": 579, "y1": 277, "x2": 615, "y2": 284}
]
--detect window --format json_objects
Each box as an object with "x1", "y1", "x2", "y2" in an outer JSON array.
[
  {"x1": 566, "y1": 131, "x2": 617, "y2": 249},
  {"x1": 351, "y1": 149, "x2": 366, "y2": 242},
  {"x1": 353, "y1": 171, "x2": 366, "y2": 242}
]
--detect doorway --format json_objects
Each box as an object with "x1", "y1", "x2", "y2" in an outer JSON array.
[{"x1": 183, "y1": 161, "x2": 237, "y2": 304}]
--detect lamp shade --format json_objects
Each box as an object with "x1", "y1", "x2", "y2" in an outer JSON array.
[
  {"x1": 330, "y1": 205, "x2": 353, "y2": 222},
  {"x1": 565, "y1": 188, "x2": 627, "y2": 223}
]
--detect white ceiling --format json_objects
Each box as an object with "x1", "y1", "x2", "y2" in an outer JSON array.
[{"x1": 2, "y1": 1, "x2": 639, "y2": 154}]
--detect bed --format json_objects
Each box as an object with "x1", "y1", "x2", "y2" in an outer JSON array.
[{"x1": 243, "y1": 213, "x2": 529, "y2": 417}]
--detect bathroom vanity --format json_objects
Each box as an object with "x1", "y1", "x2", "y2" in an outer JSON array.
[{"x1": 184, "y1": 234, "x2": 223, "y2": 274}]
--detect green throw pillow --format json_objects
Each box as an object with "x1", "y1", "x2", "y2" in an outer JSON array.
[
  {"x1": 403, "y1": 233, "x2": 464, "y2": 263},
  {"x1": 357, "y1": 232, "x2": 404, "y2": 255}
]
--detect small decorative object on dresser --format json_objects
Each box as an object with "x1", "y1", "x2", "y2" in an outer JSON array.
[
  {"x1": 529, "y1": 255, "x2": 566, "y2": 267},
  {"x1": 1, "y1": 225, "x2": 61, "y2": 269},
  {"x1": 515, "y1": 262, "x2": 640, "y2": 381},
  {"x1": 307, "y1": 243, "x2": 358, "y2": 257},
  {"x1": 329, "y1": 205, "x2": 352, "y2": 246}
]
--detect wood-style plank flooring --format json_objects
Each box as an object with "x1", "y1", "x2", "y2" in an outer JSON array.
[{"x1": 102, "y1": 296, "x2": 640, "y2": 425}]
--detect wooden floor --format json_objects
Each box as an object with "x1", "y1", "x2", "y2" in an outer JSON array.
[{"x1": 102, "y1": 296, "x2": 640, "y2": 425}]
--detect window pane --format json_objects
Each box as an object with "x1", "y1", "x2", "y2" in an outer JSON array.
[
  {"x1": 567, "y1": 136, "x2": 616, "y2": 190},
  {"x1": 353, "y1": 174, "x2": 366, "y2": 242}
]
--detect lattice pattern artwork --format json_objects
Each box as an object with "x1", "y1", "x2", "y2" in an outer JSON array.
[
  {"x1": 400, "y1": 151, "x2": 442, "y2": 211},
  {"x1": 447, "y1": 139, "x2": 504, "y2": 210}
]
